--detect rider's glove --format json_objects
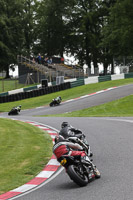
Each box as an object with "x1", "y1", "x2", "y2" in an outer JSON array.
[{"x1": 68, "y1": 137, "x2": 78, "y2": 143}]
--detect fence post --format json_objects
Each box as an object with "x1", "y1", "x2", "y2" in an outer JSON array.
[
  {"x1": 2, "y1": 79, "x2": 4, "y2": 92},
  {"x1": 49, "y1": 70, "x2": 52, "y2": 82},
  {"x1": 15, "y1": 78, "x2": 17, "y2": 89}
]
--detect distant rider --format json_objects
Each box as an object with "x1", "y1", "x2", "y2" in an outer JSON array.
[
  {"x1": 16, "y1": 105, "x2": 21, "y2": 112},
  {"x1": 54, "y1": 96, "x2": 62, "y2": 104}
]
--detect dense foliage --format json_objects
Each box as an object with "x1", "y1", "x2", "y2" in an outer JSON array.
[{"x1": 0, "y1": 0, "x2": 132, "y2": 77}]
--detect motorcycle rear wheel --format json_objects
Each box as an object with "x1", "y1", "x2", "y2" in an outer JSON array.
[{"x1": 67, "y1": 165, "x2": 88, "y2": 187}]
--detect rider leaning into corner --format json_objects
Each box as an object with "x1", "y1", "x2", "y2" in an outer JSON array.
[
  {"x1": 16, "y1": 105, "x2": 21, "y2": 112},
  {"x1": 53, "y1": 135, "x2": 101, "y2": 178},
  {"x1": 59, "y1": 122, "x2": 93, "y2": 157},
  {"x1": 54, "y1": 96, "x2": 62, "y2": 103}
]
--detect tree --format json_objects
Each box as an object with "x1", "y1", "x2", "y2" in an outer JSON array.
[
  {"x1": 101, "y1": 0, "x2": 133, "y2": 73},
  {"x1": 22, "y1": 0, "x2": 39, "y2": 56},
  {"x1": 63, "y1": 0, "x2": 103, "y2": 75},
  {"x1": 35, "y1": 0, "x2": 73, "y2": 57},
  {"x1": 0, "y1": 0, "x2": 24, "y2": 77},
  {"x1": 98, "y1": 0, "x2": 117, "y2": 75}
]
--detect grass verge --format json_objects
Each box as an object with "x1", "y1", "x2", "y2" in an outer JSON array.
[
  {"x1": 0, "y1": 79, "x2": 38, "y2": 93},
  {"x1": 0, "y1": 79, "x2": 24, "y2": 93},
  {"x1": 0, "y1": 78, "x2": 133, "y2": 112},
  {"x1": 41, "y1": 95, "x2": 133, "y2": 117},
  {"x1": 0, "y1": 118, "x2": 53, "y2": 194}
]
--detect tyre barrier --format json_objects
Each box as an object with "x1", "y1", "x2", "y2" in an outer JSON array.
[{"x1": 0, "y1": 82, "x2": 71, "y2": 103}]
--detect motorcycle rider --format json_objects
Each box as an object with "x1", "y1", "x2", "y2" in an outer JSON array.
[
  {"x1": 8, "y1": 105, "x2": 21, "y2": 115},
  {"x1": 50, "y1": 96, "x2": 62, "y2": 107},
  {"x1": 53, "y1": 135, "x2": 101, "y2": 178},
  {"x1": 59, "y1": 122, "x2": 83, "y2": 138},
  {"x1": 54, "y1": 96, "x2": 62, "y2": 104},
  {"x1": 59, "y1": 122, "x2": 93, "y2": 157},
  {"x1": 16, "y1": 105, "x2": 21, "y2": 112}
]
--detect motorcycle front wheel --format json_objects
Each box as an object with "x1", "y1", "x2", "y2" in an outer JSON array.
[
  {"x1": 67, "y1": 165, "x2": 88, "y2": 187},
  {"x1": 49, "y1": 102, "x2": 53, "y2": 107}
]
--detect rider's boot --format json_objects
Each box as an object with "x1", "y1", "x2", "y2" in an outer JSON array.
[
  {"x1": 93, "y1": 166, "x2": 101, "y2": 178},
  {"x1": 89, "y1": 151, "x2": 93, "y2": 157}
]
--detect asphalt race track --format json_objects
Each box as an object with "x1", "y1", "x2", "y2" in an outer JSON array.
[
  {"x1": 17, "y1": 83, "x2": 133, "y2": 116},
  {"x1": 0, "y1": 84, "x2": 133, "y2": 200}
]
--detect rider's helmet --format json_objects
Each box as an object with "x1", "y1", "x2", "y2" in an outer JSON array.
[
  {"x1": 19, "y1": 105, "x2": 21, "y2": 108},
  {"x1": 61, "y1": 122, "x2": 69, "y2": 128},
  {"x1": 54, "y1": 135, "x2": 64, "y2": 143}
]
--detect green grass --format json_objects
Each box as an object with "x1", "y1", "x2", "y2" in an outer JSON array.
[
  {"x1": 0, "y1": 78, "x2": 133, "y2": 112},
  {"x1": 43, "y1": 95, "x2": 133, "y2": 117},
  {"x1": 0, "y1": 118, "x2": 53, "y2": 194},
  {"x1": 0, "y1": 79, "x2": 38, "y2": 93},
  {"x1": 0, "y1": 79, "x2": 24, "y2": 93}
]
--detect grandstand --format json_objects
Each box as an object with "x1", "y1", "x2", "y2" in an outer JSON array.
[{"x1": 17, "y1": 55, "x2": 85, "y2": 84}]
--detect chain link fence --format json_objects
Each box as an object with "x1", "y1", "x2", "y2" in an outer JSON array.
[
  {"x1": 0, "y1": 68, "x2": 87, "y2": 93},
  {"x1": 0, "y1": 78, "x2": 20, "y2": 93}
]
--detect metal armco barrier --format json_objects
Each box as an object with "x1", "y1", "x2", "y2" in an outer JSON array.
[
  {"x1": 23, "y1": 86, "x2": 38, "y2": 92},
  {"x1": 124, "y1": 73, "x2": 133, "y2": 79},
  {"x1": 70, "y1": 78, "x2": 85, "y2": 88},
  {"x1": 98, "y1": 75, "x2": 111, "y2": 82},
  {"x1": 0, "y1": 92, "x2": 8, "y2": 97},
  {"x1": 0, "y1": 82, "x2": 71, "y2": 103}
]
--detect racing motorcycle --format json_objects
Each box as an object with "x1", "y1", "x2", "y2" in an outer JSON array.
[
  {"x1": 59, "y1": 154, "x2": 96, "y2": 187},
  {"x1": 49, "y1": 97, "x2": 62, "y2": 107},
  {"x1": 58, "y1": 137, "x2": 99, "y2": 187},
  {"x1": 8, "y1": 105, "x2": 21, "y2": 115}
]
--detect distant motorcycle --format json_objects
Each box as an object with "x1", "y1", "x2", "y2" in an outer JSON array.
[
  {"x1": 8, "y1": 105, "x2": 21, "y2": 115},
  {"x1": 49, "y1": 96, "x2": 62, "y2": 107}
]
